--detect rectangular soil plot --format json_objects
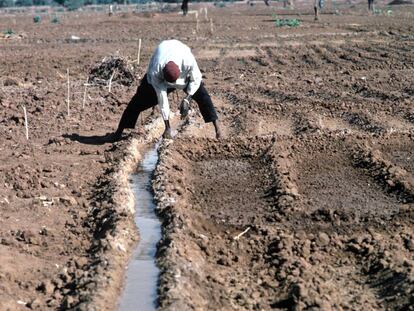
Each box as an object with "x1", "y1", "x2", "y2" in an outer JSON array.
[
  {"x1": 190, "y1": 157, "x2": 274, "y2": 226},
  {"x1": 155, "y1": 137, "x2": 280, "y2": 310},
  {"x1": 168, "y1": 140, "x2": 274, "y2": 226},
  {"x1": 294, "y1": 138, "x2": 401, "y2": 223}
]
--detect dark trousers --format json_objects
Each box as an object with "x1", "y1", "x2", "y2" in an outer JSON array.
[
  {"x1": 368, "y1": 0, "x2": 374, "y2": 11},
  {"x1": 181, "y1": 0, "x2": 189, "y2": 15},
  {"x1": 117, "y1": 74, "x2": 218, "y2": 130}
]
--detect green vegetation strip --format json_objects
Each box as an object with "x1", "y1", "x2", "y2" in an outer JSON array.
[{"x1": 274, "y1": 18, "x2": 300, "y2": 27}]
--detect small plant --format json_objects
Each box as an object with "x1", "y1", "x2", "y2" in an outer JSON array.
[
  {"x1": 51, "y1": 16, "x2": 60, "y2": 23},
  {"x1": 274, "y1": 18, "x2": 300, "y2": 27},
  {"x1": 3, "y1": 28, "x2": 14, "y2": 35},
  {"x1": 33, "y1": 15, "x2": 41, "y2": 23},
  {"x1": 373, "y1": 8, "x2": 383, "y2": 15},
  {"x1": 374, "y1": 8, "x2": 392, "y2": 16}
]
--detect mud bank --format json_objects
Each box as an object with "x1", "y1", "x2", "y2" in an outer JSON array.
[{"x1": 62, "y1": 117, "x2": 165, "y2": 310}]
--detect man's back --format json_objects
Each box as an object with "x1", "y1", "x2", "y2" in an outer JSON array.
[
  {"x1": 147, "y1": 39, "x2": 201, "y2": 96},
  {"x1": 148, "y1": 39, "x2": 192, "y2": 73}
]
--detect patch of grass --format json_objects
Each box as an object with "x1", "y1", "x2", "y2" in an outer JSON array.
[
  {"x1": 274, "y1": 18, "x2": 300, "y2": 27},
  {"x1": 3, "y1": 28, "x2": 14, "y2": 35},
  {"x1": 51, "y1": 16, "x2": 60, "y2": 23},
  {"x1": 33, "y1": 15, "x2": 41, "y2": 23}
]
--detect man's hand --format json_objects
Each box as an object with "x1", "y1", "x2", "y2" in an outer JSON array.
[
  {"x1": 180, "y1": 95, "x2": 192, "y2": 120},
  {"x1": 163, "y1": 128, "x2": 172, "y2": 139}
]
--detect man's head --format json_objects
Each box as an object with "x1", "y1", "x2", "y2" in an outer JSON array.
[{"x1": 163, "y1": 61, "x2": 180, "y2": 83}]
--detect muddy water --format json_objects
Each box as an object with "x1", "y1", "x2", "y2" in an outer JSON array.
[{"x1": 118, "y1": 145, "x2": 160, "y2": 311}]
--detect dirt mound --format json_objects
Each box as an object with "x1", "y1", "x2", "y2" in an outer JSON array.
[{"x1": 88, "y1": 55, "x2": 135, "y2": 86}]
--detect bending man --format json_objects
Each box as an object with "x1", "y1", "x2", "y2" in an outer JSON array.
[{"x1": 111, "y1": 39, "x2": 221, "y2": 140}]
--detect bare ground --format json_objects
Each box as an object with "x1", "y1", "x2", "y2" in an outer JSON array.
[{"x1": 0, "y1": 0, "x2": 413, "y2": 310}]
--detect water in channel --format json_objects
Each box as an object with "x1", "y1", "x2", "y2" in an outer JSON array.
[{"x1": 118, "y1": 145, "x2": 161, "y2": 311}]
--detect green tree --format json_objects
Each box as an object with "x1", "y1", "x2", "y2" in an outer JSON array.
[
  {"x1": 33, "y1": 0, "x2": 50, "y2": 4},
  {"x1": 16, "y1": 0, "x2": 33, "y2": 6},
  {"x1": 64, "y1": 0, "x2": 84, "y2": 10},
  {"x1": 0, "y1": 0, "x2": 14, "y2": 7}
]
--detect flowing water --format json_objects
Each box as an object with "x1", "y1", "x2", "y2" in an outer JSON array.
[{"x1": 118, "y1": 145, "x2": 161, "y2": 311}]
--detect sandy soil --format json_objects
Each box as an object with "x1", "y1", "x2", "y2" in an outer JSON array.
[{"x1": 0, "y1": 0, "x2": 413, "y2": 310}]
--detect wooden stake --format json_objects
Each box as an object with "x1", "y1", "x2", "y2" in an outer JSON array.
[
  {"x1": 204, "y1": 7, "x2": 208, "y2": 21},
  {"x1": 108, "y1": 71, "x2": 115, "y2": 93},
  {"x1": 22, "y1": 105, "x2": 29, "y2": 140},
  {"x1": 210, "y1": 18, "x2": 214, "y2": 34},
  {"x1": 233, "y1": 227, "x2": 250, "y2": 240},
  {"x1": 82, "y1": 79, "x2": 88, "y2": 109},
  {"x1": 67, "y1": 68, "x2": 70, "y2": 117},
  {"x1": 137, "y1": 38, "x2": 142, "y2": 65}
]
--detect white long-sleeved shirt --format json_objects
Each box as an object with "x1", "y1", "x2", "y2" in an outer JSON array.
[{"x1": 147, "y1": 40, "x2": 202, "y2": 120}]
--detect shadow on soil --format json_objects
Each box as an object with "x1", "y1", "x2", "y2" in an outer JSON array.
[{"x1": 63, "y1": 133, "x2": 127, "y2": 145}]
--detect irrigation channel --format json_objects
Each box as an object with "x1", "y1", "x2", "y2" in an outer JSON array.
[{"x1": 118, "y1": 144, "x2": 161, "y2": 311}]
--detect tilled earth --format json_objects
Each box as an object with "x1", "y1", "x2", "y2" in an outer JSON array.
[{"x1": 0, "y1": 1, "x2": 413, "y2": 310}]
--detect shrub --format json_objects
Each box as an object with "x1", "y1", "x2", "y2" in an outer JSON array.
[
  {"x1": 274, "y1": 18, "x2": 300, "y2": 27},
  {"x1": 51, "y1": 15, "x2": 60, "y2": 23},
  {"x1": 3, "y1": 28, "x2": 14, "y2": 35},
  {"x1": 33, "y1": 15, "x2": 41, "y2": 23}
]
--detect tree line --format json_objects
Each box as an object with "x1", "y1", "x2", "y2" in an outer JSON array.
[
  {"x1": 0, "y1": 0, "x2": 160, "y2": 8},
  {"x1": 0, "y1": 0, "x2": 229, "y2": 8}
]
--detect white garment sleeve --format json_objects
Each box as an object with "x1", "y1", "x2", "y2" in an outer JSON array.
[
  {"x1": 186, "y1": 55, "x2": 202, "y2": 96},
  {"x1": 155, "y1": 86, "x2": 170, "y2": 120},
  {"x1": 149, "y1": 68, "x2": 170, "y2": 121}
]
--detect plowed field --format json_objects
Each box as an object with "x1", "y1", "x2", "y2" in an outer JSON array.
[{"x1": 0, "y1": 1, "x2": 413, "y2": 310}]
